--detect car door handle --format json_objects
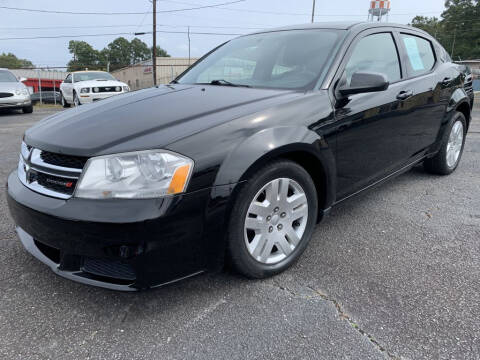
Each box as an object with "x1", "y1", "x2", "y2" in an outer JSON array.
[
  {"x1": 442, "y1": 77, "x2": 452, "y2": 85},
  {"x1": 396, "y1": 90, "x2": 413, "y2": 100}
]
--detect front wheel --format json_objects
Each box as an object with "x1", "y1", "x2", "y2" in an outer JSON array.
[
  {"x1": 424, "y1": 111, "x2": 466, "y2": 175},
  {"x1": 61, "y1": 93, "x2": 70, "y2": 108},
  {"x1": 227, "y1": 160, "x2": 318, "y2": 279},
  {"x1": 22, "y1": 105, "x2": 33, "y2": 114},
  {"x1": 73, "y1": 92, "x2": 80, "y2": 106}
]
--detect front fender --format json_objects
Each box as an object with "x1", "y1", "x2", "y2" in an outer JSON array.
[{"x1": 214, "y1": 125, "x2": 336, "y2": 209}]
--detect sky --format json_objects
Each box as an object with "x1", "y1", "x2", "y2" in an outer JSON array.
[{"x1": 0, "y1": 0, "x2": 445, "y2": 69}]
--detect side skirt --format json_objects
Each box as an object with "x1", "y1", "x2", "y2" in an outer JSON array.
[{"x1": 333, "y1": 155, "x2": 428, "y2": 206}]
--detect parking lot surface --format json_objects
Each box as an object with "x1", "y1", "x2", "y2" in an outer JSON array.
[{"x1": 1, "y1": 102, "x2": 479, "y2": 360}]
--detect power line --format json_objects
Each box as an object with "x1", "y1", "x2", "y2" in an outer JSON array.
[
  {"x1": 158, "y1": 0, "x2": 444, "y2": 17},
  {"x1": 0, "y1": 29, "x2": 244, "y2": 41},
  {"x1": 0, "y1": 2, "x2": 446, "y2": 18},
  {"x1": 0, "y1": 1, "x2": 245, "y2": 15},
  {"x1": 0, "y1": 23, "x2": 265, "y2": 31}
]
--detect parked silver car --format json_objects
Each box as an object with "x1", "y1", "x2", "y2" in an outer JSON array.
[{"x1": 0, "y1": 68, "x2": 32, "y2": 113}]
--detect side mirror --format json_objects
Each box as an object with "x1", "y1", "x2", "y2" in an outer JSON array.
[
  {"x1": 19, "y1": 77, "x2": 27, "y2": 83},
  {"x1": 338, "y1": 71, "x2": 389, "y2": 97}
]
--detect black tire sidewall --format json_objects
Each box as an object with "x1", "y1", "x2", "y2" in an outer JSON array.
[
  {"x1": 228, "y1": 160, "x2": 318, "y2": 278},
  {"x1": 61, "y1": 93, "x2": 70, "y2": 108}
]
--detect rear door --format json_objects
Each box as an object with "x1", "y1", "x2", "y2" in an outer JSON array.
[
  {"x1": 394, "y1": 31, "x2": 446, "y2": 156},
  {"x1": 332, "y1": 29, "x2": 410, "y2": 199}
]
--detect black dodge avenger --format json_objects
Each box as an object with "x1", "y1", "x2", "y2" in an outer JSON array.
[{"x1": 7, "y1": 22, "x2": 473, "y2": 291}]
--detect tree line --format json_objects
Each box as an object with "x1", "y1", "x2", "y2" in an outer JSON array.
[
  {"x1": 67, "y1": 37, "x2": 170, "y2": 72},
  {"x1": 410, "y1": 0, "x2": 480, "y2": 60}
]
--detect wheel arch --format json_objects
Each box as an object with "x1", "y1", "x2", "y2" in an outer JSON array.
[
  {"x1": 215, "y1": 126, "x2": 337, "y2": 222},
  {"x1": 447, "y1": 88, "x2": 471, "y2": 130},
  {"x1": 456, "y1": 101, "x2": 471, "y2": 130}
]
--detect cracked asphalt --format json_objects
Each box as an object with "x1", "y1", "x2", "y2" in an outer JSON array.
[{"x1": 0, "y1": 100, "x2": 479, "y2": 360}]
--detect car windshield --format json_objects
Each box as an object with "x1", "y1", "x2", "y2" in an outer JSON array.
[
  {"x1": 0, "y1": 70, "x2": 18, "y2": 82},
  {"x1": 74, "y1": 72, "x2": 115, "y2": 82},
  {"x1": 176, "y1": 29, "x2": 345, "y2": 90}
]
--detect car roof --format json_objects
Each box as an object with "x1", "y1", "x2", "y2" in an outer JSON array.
[{"x1": 250, "y1": 22, "x2": 430, "y2": 36}]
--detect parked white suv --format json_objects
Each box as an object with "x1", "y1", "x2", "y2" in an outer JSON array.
[{"x1": 60, "y1": 71, "x2": 129, "y2": 107}]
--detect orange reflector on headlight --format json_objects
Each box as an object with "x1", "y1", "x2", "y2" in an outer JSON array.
[{"x1": 167, "y1": 164, "x2": 191, "y2": 194}]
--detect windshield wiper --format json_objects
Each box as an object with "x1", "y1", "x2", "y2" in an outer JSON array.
[{"x1": 208, "y1": 79, "x2": 250, "y2": 88}]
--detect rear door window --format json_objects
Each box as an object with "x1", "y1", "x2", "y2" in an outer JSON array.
[
  {"x1": 344, "y1": 32, "x2": 401, "y2": 85},
  {"x1": 400, "y1": 34, "x2": 436, "y2": 76}
]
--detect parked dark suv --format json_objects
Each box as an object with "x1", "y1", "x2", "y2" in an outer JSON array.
[{"x1": 7, "y1": 22, "x2": 473, "y2": 291}]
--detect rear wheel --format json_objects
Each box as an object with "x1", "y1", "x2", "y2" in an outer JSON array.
[
  {"x1": 22, "y1": 105, "x2": 33, "y2": 114},
  {"x1": 61, "y1": 93, "x2": 70, "y2": 108},
  {"x1": 227, "y1": 160, "x2": 318, "y2": 278},
  {"x1": 424, "y1": 111, "x2": 466, "y2": 175}
]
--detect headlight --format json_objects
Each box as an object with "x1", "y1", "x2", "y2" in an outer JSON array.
[
  {"x1": 123, "y1": 86, "x2": 130, "y2": 92},
  {"x1": 115, "y1": 86, "x2": 121, "y2": 92},
  {"x1": 93, "y1": 87, "x2": 99, "y2": 93},
  {"x1": 80, "y1": 88, "x2": 90, "y2": 93},
  {"x1": 75, "y1": 150, "x2": 193, "y2": 199}
]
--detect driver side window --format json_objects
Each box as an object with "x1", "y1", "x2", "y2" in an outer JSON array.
[
  {"x1": 64, "y1": 74, "x2": 72, "y2": 83},
  {"x1": 345, "y1": 33, "x2": 401, "y2": 86}
]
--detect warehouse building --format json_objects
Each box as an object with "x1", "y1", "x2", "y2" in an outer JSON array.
[{"x1": 112, "y1": 57, "x2": 198, "y2": 90}]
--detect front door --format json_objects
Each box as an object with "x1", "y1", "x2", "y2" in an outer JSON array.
[{"x1": 333, "y1": 31, "x2": 410, "y2": 200}]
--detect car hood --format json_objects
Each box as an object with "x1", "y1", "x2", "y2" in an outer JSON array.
[
  {"x1": 25, "y1": 84, "x2": 301, "y2": 156},
  {"x1": 0, "y1": 82, "x2": 26, "y2": 92},
  {"x1": 72, "y1": 79, "x2": 126, "y2": 88}
]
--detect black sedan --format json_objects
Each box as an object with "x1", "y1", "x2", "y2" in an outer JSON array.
[
  {"x1": 30, "y1": 91, "x2": 61, "y2": 105},
  {"x1": 7, "y1": 22, "x2": 472, "y2": 291}
]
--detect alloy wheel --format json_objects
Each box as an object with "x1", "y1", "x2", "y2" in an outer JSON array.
[
  {"x1": 244, "y1": 178, "x2": 308, "y2": 264},
  {"x1": 446, "y1": 120, "x2": 464, "y2": 168}
]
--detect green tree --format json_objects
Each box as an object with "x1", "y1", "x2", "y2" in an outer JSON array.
[
  {"x1": 0, "y1": 53, "x2": 34, "y2": 68},
  {"x1": 410, "y1": 0, "x2": 480, "y2": 60},
  {"x1": 152, "y1": 45, "x2": 170, "y2": 58},
  {"x1": 66, "y1": 37, "x2": 170, "y2": 72},
  {"x1": 67, "y1": 40, "x2": 102, "y2": 71},
  {"x1": 103, "y1": 37, "x2": 132, "y2": 71},
  {"x1": 131, "y1": 38, "x2": 151, "y2": 64}
]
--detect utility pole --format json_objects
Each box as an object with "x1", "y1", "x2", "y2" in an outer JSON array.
[
  {"x1": 152, "y1": 0, "x2": 157, "y2": 86},
  {"x1": 311, "y1": 0, "x2": 316, "y2": 23},
  {"x1": 188, "y1": 26, "x2": 191, "y2": 65}
]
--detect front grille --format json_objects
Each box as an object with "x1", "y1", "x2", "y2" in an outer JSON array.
[
  {"x1": 0, "y1": 92, "x2": 14, "y2": 98},
  {"x1": 82, "y1": 257, "x2": 136, "y2": 281},
  {"x1": 40, "y1": 150, "x2": 88, "y2": 169},
  {"x1": 18, "y1": 145, "x2": 87, "y2": 199},
  {"x1": 94, "y1": 86, "x2": 122, "y2": 93},
  {"x1": 29, "y1": 170, "x2": 77, "y2": 195}
]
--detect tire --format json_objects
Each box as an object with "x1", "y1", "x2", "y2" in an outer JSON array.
[
  {"x1": 424, "y1": 111, "x2": 467, "y2": 175},
  {"x1": 61, "y1": 93, "x2": 70, "y2": 108},
  {"x1": 22, "y1": 105, "x2": 33, "y2": 113},
  {"x1": 227, "y1": 160, "x2": 318, "y2": 279},
  {"x1": 73, "y1": 91, "x2": 80, "y2": 106}
]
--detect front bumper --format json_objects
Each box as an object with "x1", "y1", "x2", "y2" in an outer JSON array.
[
  {"x1": 0, "y1": 96, "x2": 31, "y2": 109},
  {"x1": 7, "y1": 170, "x2": 231, "y2": 291},
  {"x1": 79, "y1": 92, "x2": 124, "y2": 103}
]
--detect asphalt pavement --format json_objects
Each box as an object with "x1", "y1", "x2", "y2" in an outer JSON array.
[{"x1": 0, "y1": 102, "x2": 479, "y2": 360}]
